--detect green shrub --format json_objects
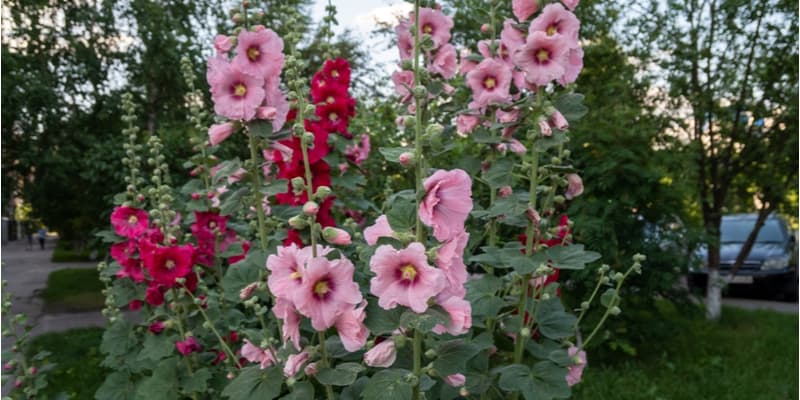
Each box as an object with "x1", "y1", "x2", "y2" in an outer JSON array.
[{"x1": 26, "y1": 327, "x2": 107, "y2": 399}]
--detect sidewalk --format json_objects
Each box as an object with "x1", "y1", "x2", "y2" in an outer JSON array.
[{"x1": 0, "y1": 237, "x2": 108, "y2": 345}]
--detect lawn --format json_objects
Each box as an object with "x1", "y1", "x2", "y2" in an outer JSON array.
[
  {"x1": 573, "y1": 306, "x2": 798, "y2": 400},
  {"x1": 26, "y1": 327, "x2": 107, "y2": 400},
  {"x1": 39, "y1": 268, "x2": 105, "y2": 312}
]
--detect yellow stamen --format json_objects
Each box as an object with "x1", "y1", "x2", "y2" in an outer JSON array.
[
  {"x1": 234, "y1": 83, "x2": 247, "y2": 97},
  {"x1": 546, "y1": 25, "x2": 557, "y2": 36},
  {"x1": 247, "y1": 47, "x2": 260, "y2": 61},
  {"x1": 165, "y1": 260, "x2": 176, "y2": 270},
  {"x1": 290, "y1": 270, "x2": 303, "y2": 280},
  {"x1": 400, "y1": 264, "x2": 417, "y2": 281},
  {"x1": 484, "y1": 77, "x2": 496, "y2": 89},
  {"x1": 208, "y1": 221, "x2": 216, "y2": 229},
  {"x1": 127, "y1": 215, "x2": 138, "y2": 224},
  {"x1": 330, "y1": 70, "x2": 339, "y2": 78},
  {"x1": 314, "y1": 280, "x2": 330, "y2": 296},
  {"x1": 326, "y1": 96, "x2": 335, "y2": 104},
  {"x1": 329, "y1": 112, "x2": 338, "y2": 121},
  {"x1": 536, "y1": 49, "x2": 550, "y2": 63},
  {"x1": 423, "y1": 24, "x2": 433, "y2": 34}
]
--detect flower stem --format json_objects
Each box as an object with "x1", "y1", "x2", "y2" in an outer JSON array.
[
  {"x1": 170, "y1": 288, "x2": 195, "y2": 375},
  {"x1": 183, "y1": 284, "x2": 242, "y2": 369},
  {"x1": 299, "y1": 126, "x2": 319, "y2": 257},
  {"x1": 317, "y1": 330, "x2": 335, "y2": 400},
  {"x1": 412, "y1": 0, "x2": 425, "y2": 243},
  {"x1": 247, "y1": 131, "x2": 269, "y2": 252},
  {"x1": 583, "y1": 268, "x2": 633, "y2": 348},
  {"x1": 412, "y1": 329, "x2": 422, "y2": 400}
]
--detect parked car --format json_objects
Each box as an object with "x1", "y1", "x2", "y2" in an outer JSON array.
[{"x1": 688, "y1": 213, "x2": 798, "y2": 298}]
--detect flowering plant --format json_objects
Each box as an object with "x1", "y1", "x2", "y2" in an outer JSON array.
[{"x1": 95, "y1": 1, "x2": 644, "y2": 399}]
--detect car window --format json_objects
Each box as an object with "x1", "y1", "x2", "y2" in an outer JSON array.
[{"x1": 721, "y1": 219, "x2": 786, "y2": 243}]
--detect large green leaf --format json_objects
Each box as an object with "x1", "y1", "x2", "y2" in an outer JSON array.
[
  {"x1": 386, "y1": 196, "x2": 416, "y2": 231},
  {"x1": 546, "y1": 244, "x2": 601, "y2": 270},
  {"x1": 137, "y1": 334, "x2": 176, "y2": 363},
  {"x1": 221, "y1": 249, "x2": 265, "y2": 302},
  {"x1": 95, "y1": 371, "x2": 135, "y2": 400},
  {"x1": 553, "y1": 93, "x2": 588, "y2": 122},
  {"x1": 134, "y1": 358, "x2": 179, "y2": 400},
  {"x1": 221, "y1": 366, "x2": 284, "y2": 400},
  {"x1": 316, "y1": 362, "x2": 365, "y2": 386},
  {"x1": 433, "y1": 340, "x2": 481, "y2": 376},
  {"x1": 534, "y1": 298, "x2": 577, "y2": 340},
  {"x1": 360, "y1": 369, "x2": 413, "y2": 400},
  {"x1": 364, "y1": 301, "x2": 403, "y2": 335},
  {"x1": 100, "y1": 320, "x2": 136, "y2": 357},
  {"x1": 498, "y1": 361, "x2": 570, "y2": 400}
]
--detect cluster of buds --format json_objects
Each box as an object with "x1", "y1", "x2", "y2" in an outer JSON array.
[{"x1": 121, "y1": 93, "x2": 146, "y2": 206}]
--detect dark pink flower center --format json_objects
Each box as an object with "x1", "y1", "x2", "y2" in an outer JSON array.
[
  {"x1": 312, "y1": 277, "x2": 334, "y2": 300},
  {"x1": 232, "y1": 82, "x2": 248, "y2": 98},
  {"x1": 483, "y1": 76, "x2": 497, "y2": 89},
  {"x1": 396, "y1": 264, "x2": 419, "y2": 285},
  {"x1": 247, "y1": 46, "x2": 261, "y2": 61},
  {"x1": 535, "y1": 48, "x2": 551, "y2": 64}
]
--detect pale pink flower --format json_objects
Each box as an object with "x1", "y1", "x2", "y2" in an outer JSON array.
[
  {"x1": 456, "y1": 114, "x2": 481, "y2": 137},
  {"x1": 414, "y1": 7, "x2": 454, "y2": 49},
  {"x1": 529, "y1": 3, "x2": 580, "y2": 45},
  {"x1": 214, "y1": 35, "x2": 233, "y2": 54},
  {"x1": 558, "y1": 47, "x2": 584, "y2": 86},
  {"x1": 396, "y1": 19, "x2": 414, "y2": 61},
  {"x1": 539, "y1": 119, "x2": 553, "y2": 136},
  {"x1": 419, "y1": 169, "x2": 473, "y2": 242},
  {"x1": 460, "y1": 49, "x2": 478, "y2": 75},
  {"x1": 507, "y1": 138, "x2": 526, "y2": 154},
  {"x1": 345, "y1": 134, "x2": 371, "y2": 165},
  {"x1": 476, "y1": 40, "x2": 494, "y2": 59},
  {"x1": 512, "y1": 31, "x2": 569, "y2": 87},
  {"x1": 293, "y1": 256, "x2": 362, "y2": 331},
  {"x1": 550, "y1": 110, "x2": 569, "y2": 130},
  {"x1": 322, "y1": 227, "x2": 351, "y2": 245},
  {"x1": 392, "y1": 70, "x2": 415, "y2": 103},
  {"x1": 369, "y1": 243, "x2": 446, "y2": 313},
  {"x1": 266, "y1": 243, "x2": 309, "y2": 300},
  {"x1": 335, "y1": 301, "x2": 369, "y2": 352},
  {"x1": 444, "y1": 373, "x2": 466, "y2": 387},
  {"x1": 364, "y1": 215, "x2": 395, "y2": 245},
  {"x1": 206, "y1": 55, "x2": 228, "y2": 88},
  {"x1": 241, "y1": 339, "x2": 276, "y2": 369},
  {"x1": 562, "y1": 0, "x2": 580, "y2": 11},
  {"x1": 466, "y1": 58, "x2": 513, "y2": 111},
  {"x1": 565, "y1": 173, "x2": 584, "y2": 200},
  {"x1": 211, "y1": 64, "x2": 265, "y2": 121},
  {"x1": 496, "y1": 108, "x2": 520, "y2": 124},
  {"x1": 435, "y1": 231, "x2": 469, "y2": 301},
  {"x1": 500, "y1": 19, "x2": 526, "y2": 63},
  {"x1": 264, "y1": 77, "x2": 290, "y2": 131},
  {"x1": 304, "y1": 362, "x2": 318, "y2": 376},
  {"x1": 209, "y1": 122, "x2": 235, "y2": 146},
  {"x1": 364, "y1": 340, "x2": 397, "y2": 368},
  {"x1": 429, "y1": 43, "x2": 458, "y2": 79},
  {"x1": 566, "y1": 346, "x2": 587, "y2": 386},
  {"x1": 513, "y1": 0, "x2": 539, "y2": 21},
  {"x1": 432, "y1": 296, "x2": 472, "y2": 336},
  {"x1": 283, "y1": 351, "x2": 310, "y2": 378},
  {"x1": 257, "y1": 106, "x2": 277, "y2": 120},
  {"x1": 273, "y1": 297, "x2": 302, "y2": 350},
  {"x1": 232, "y1": 28, "x2": 284, "y2": 79},
  {"x1": 499, "y1": 186, "x2": 513, "y2": 198}
]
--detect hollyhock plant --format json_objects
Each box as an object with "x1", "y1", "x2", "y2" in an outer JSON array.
[
  {"x1": 363, "y1": 215, "x2": 395, "y2": 245},
  {"x1": 283, "y1": 351, "x2": 310, "y2": 378},
  {"x1": 208, "y1": 122, "x2": 235, "y2": 146},
  {"x1": 465, "y1": 59, "x2": 513, "y2": 111},
  {"x1": 210, "y1": 63, "x2": 265, "y2": 121},
  {"x1": 273, "y1": 297, "x2": 302, "y2": 351},
  {"x1": 419, "y1": 169, "x2": 473, "y2": 242},
  {"x1": 231, "y1": 28, "x2": 284, "y2": 79},
  {"x1": 369, "y1": 243, "x2": 446, "y2": 313},
  {"x1": 513, "y1": 0, "x2": 540, "y2": 21},
  {"x1": 566, "y1": 346, "x2": 587, "y2": 386},
  {"x1": 335, "y1": 301, "x2": 369, "y2": 352},
  {"x1": 110, "y1": 206, "x2": 149, "y2": 238},
  {"x1": 414, "y1": 7, "x2": 454, "y2": 49},
  {"x1": 513, "y1": 31, "x2": 570, "y2": 87},
  {"x1": 176, "y1": 337, "x2": 201, "y2": 356},
  {"x1": 293, "y1": 255, "x2": 362, "y2": 331},
  {"x1": 529, "y1": 3, "x2": 580, "y2": 44},
  {"x1": 241, "y1": 340, "x2": 276, "y2": 369},
  {"x1": 429, "y1": 43, "x2": 458, "y2": 79}
]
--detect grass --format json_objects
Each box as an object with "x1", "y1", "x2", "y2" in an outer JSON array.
[
  {"x1": 40, "y1": 268, "x2": 105, "y2": 312},
  {"x1": 26, "y1": 327, "x2": 107, "y2": 400},
  {"x1": 573, "y1": 305, "x2": 798, "y2": 400},
  {"x1": 51, "y1": 241, "x2": 105, "y2": 263}
]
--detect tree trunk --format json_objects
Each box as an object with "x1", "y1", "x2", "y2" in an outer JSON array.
[
  {"x1": 728, "y1": 204, "x2": 773, "y2": 280},
  {"x1": 706, "y1": 268, "x2": 722, "y2": 319}
]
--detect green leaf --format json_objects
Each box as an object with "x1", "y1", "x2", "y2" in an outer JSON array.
[
  {"x1": 546, "y1": 244, "x2": 601, "y2": 270},
  {"x1": 364, "y1": 301, "x2": 403, "y2": 335},
  {"x1": 483, "y1": 158, "x2": 514, "y2": 189},
  {"x1": 361, "y1": 369, "x2": 413, "y2": 400},
  {"x1": 100, "y1": 320, "x2": 136, "y2": 357},
  {"x1": 135, "y1": 357, "x2": 179, "y2": 400},
  {"x1": 600, "y1": 288, "x2": 618, "y2": 308},
  {"x1": 534, "y1": 131, "x2": 569, "y2": 152},
  {"x1": 399, "y1": 308, "x2": 447, "y2": 332},
  {"x1": 95, "y1": 230, "x2": 121, "y2": 243},
  {"x1": 471, "y1": 128, "x2": 502, "y2": 144},
  {"x1": 222, "y1": 366, "x2": 284, "y2": 400},
  {"x1": 553, "y1": 93, "x2": 588, "y2": 122},
  {"x1": 469, "y1": 244, "x2": 547, "y2": 274},
  {"x1": 95, "y1": 371, "x2": 135, "y2": 400},
  {"x1": 280, "y1": 381, "x2": 314, "y2": 400},
  {"x1": 386, "y1": 197, "x2": 416, "y2": 231},
  {"x1": 378, "y1": 147, "x2": 412, "y2": 163},
  {"x1": 248, "y1": 120, "x2": 273, "y2": 138},
  {"x1": 498, "y1": 361, "x2": 570, "y2": 400},
  {"x1": 433, "y1": 340, "x2": 481, "y2": 376},
  {"x1": 220, "y1": 187, "x2": 249, "y2": 216},
  {"x1": 316, "y1": 362, "x2": 365, "y2": 386},
  {"x1": 534, "y1": 298, "x2": 577, "y2": 340},
  {"x1": 340, "y1": 376, "x2": 369, "y2": 400},
  {"x1": 212, "y1": 160, "x2": 243, "y2": 185},
  {"x1": 137, "y1": 334, "x2": 176, "y2": 362},
  {"x1": 221, "y1": 249, "x2": 265, "y2": 302},
  {"x1": 182, "y1": 368, "x2": 212, "y2": 394}
]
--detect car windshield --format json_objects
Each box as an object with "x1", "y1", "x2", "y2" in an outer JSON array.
[{"x1": 720, "y1": 218, "x2": 785, "y2": 243}]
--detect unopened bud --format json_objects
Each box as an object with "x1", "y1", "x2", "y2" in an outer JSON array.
[
  {"x1": 459, "y1": 387, "x2": 470, "y2": 397},
  {"x1": 580, "y1": 301, "x2": 590, "y2": 310},
  {"x1": 610, "y1": 306, "x2": 621, "y2": 316},
  {"x1": 413, "y1": 85, "x2": 427, "y2": 99},
  {"x1": 322, "y1": 227, "x2": 351, "y2": 245},
  {"x1": 232, "y1": 13, "x2": 244, "y2": 23},
  {"x1": 314, "y1": 186, "x2": 332, "y2": 200},
  {"x1": 520, "y1": 327, "x2": 531, "y2": 338},
  {"x1": 399, "y1": 152, "x2": 415, "y2": 166},
  {"x1": 424, "y1": 349, "x2": 437, "y2": 359},
  {"x1": 633, "y1": 253, "x2": 647, "y2": 262},
  {"x1": 239, "y1": 282, "x2": 259, "y2": 301},
  {"x1": 426, "y1": 123, "x2": 444, "y2": 136},
  {"x1": 303, "y1": 201, "x2": 319, "y2": 216},
  {"x1": 28, "y1": 367, "x2": 36, "y2": 375},
  {"x1": 302, "y1": 132, "x2": 315, "y2": 145},
  {"x1": 480, "y1": 23, "x2": 490, "y2": 33},
  {"x1": 288, "y1": 215, "x2": 308, "y2": 229},
  {"x1": 553, "y1": 195, "x2": 566, "y2": 204}
]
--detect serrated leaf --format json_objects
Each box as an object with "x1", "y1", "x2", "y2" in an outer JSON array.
[
  {"x1": 182, "y1": 368, "x2": 212, "y2": 394},
  {"x1": 483, "y1": 158, "x2": 514, "y2": 189},
  {"x1": 378, "y1": 147, "x2": 412, "y2": 163},
  {"x1": 248, "y1": 120, "x2": 273, "y2": 138},
  {"x1": 534, "y1": 298, "x2": 577, "y2": 340},
  {"x1": 221, "y1": 249, "x2": 265, "y2": 302},
  {"x1": 134, "y1": 357, "x2": 179, "y2": 400},
  {"x1": 96, "y1": 230, "x2": 122, "y2": 243},
  {"x1": 498, "y1": 361, "x2": 570, "y2": 400},
  {"x1": 364, "y1": 301, "x2": 403, "y2": 335},
  {"x1": 600, "y1": 288, "x2": 618, "y2": 308},
  {"x1": 279, "y1": 381, "x2": 314, "y2": 399},
  {"x1": 316, "y1": 362, "x2": 364, "y2": 386},
  {"x1": 100, "y1": 320, "x2": 136, "y2": 357},
  {"x1": 222, "y1": 366, "x2": 284, "y2": 400},
  {"x1": 386, "y1": 197, "x2": 416, "y2": 231},
  {"x1": 534, "y1": 131, "x2": 569, "y2": 152},
  {"x1": 553, "y1": 93, "x2": 588, "y2": 122},
  {"x1": 95, "y1": 371, "x2": 135, "y2": 400},
  {"x1": 137, "y1": 334, "x2": 176, "y2": 362},
  {"x1": 433, "y1": 340, "x2": 481, "y2": 376},
  {"x1": 220, "y1": 187, "x2": 249, "y2": 216},
  {"x1": 399, "y1": 308, "x2": 447, "y2": 332},
  {"x1": 546, "y1": 244, "x2": 601, "y2": 270},
  {"x1": 361, "y1": 369, "x2": 413, "y2": 400}
]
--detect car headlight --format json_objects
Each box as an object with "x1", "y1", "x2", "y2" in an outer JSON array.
[{"x1": 761, "y1": 257, "x2": 789, "y2": 270}]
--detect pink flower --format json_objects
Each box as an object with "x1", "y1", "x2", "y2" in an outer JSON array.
[
  {"x1": 364, "y1": 340, "x2": 397, "y2": 368},
  {"x1": 110, "y1": 240, "x2": 136, "y2": 265},
  {"x1": 500, "y1": 19, "x2": 526, "y2": 63},
  {"x1": 392, "y1": 70, "x2": 415, "y2": 103},
  {"x1": 145, "y1": 285, "x2": 165, "y2": 306},
  {"x1": 267, "y1": 244, "x2": 313, "y2": 300},
  {"x1": 396, "y1": 19, "x2": 414, "y2": 61},
  {"x1": 232, "y1": 28, "x2": 284, "y2": 79},
  {"x1": 456, "y1": 115, "x2": 480, "y2": 137},
  {"x1": 429, "y1": 43, "x2": 458, "y2": 79},
  {"x1": 499, "y1": 185, "x2": 513, "y2": 198},
  {"x1": 419, "y1": 169, "x2": 473, "y2": 242},
  {"x1": 566, "y1": 346, "x2": 587, "y2": 386},
  {"x1": 512, "y1": 31, "x2": 569, "y2": 87},
  {"x1": 209, "y1": 122, "x2": 235, "y2": 146},
  {"x1": 214, "y1": 35, "x2": 232, "y2": 54},
  {"x1": 206, "y1": 55, "x2": 228, "y2": 88},
  {"x1": 444, "y1": 373, "x2": 466, "y2": 387},
  {"x1": 211, "y1": 63, "x2": 265, "y2": 121},
  {"x1": 539, "y1": 119, "x2": 553, "y2": 136},
  {"x1": 513, "y1": 0, "x2": 539, "y2": 21},
  {"x1": 322, "y1": 227, "x2": 351, "y2": 245},
  {"x1": 559, "y1": 47, "x2": 584, "y2": 86},
  {"x1": 562, "y1": 0, "x2": 580, "y2": 11},
  {"x1": 335, "y1": 301, "x2": 369, "y2": 352},
  {"x1": 345, "y1": 134, "x2": 371, "y2": 165},
  {"x1": 110, "y1": 206, "x2": 149, "y2": 238},
  {"x1": 304, "y1": 362, "x2": 318, "y2": 376},
  {"x1": 550, "y1": 110, "x2": 569, "y2": 131},
  {"x1": 283, "y1": 351, "x2": 310, "y2": 378},
  {"x1": 529, "y1": 3, "x2": 580, "y2": 45},
  {"x1": 435, "y1": 231, "x2": 470, "y2": 300},
  {"x1": 364, "y1": 215, "x2": 395, "y2": 245},
  {"x1": 565, "y1": 173, "x2": 584, "y2": 200},
  {"x1": 128, "y1": 299, "x2": 142, "y2": 311},
  {"x1": 496, "y1": 108, "x2": 520, "y2": 124},
  {"x1": 273, "y1": 298, "x2": 302, "y2": 351},
  {"x1": 460, "y1": 49, "x2": 478, "y2": 75},
  {"x1": 465, "y1": 58, "x2": 512, "y2": 111},
  {"x1": 176, "y1": 337, "x2": 201, "y2": 356},
  {"x1": 432, "y1": 296, "x2": 472, "y2": 336},
  {"x1": 369, "y1": 243, "x2": 446, "y2": 313},
  {"x1": 507, "y1": 138, "x2": 527, "y2": 154},
  {"x1": 414, "y1": 7, "x2": 454, "y2": 49},
  {"x1": 264, "y1": 77, "x2": 290, "y2": 131},
  {"x1": 241, "y1": 339, "x2": 276, "y2": 369},
  {"x1": 142, "y1": 244, "x2": 195, "y2": 287},
  {"x1": 293, "y1": 256, "x2": 363, "y2": 331}
]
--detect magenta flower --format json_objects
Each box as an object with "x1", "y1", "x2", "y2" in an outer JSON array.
[
  {"x1": 149, "y1": 321, "x2": 165, "y2": 334},
  {"x1": 565, "y1": 173, "x2": 584, "y2": 200},
  {"x1": 465, "y1": 58, "x2": 513, "y2": 111},
  {"x1": 529, "y1": 3, "x2": 580, "y2": 45},
  {"x1": 429, "y1": 43, "x2": 458, "y2": 79},
  {"x1": 364, "y1": 340, "x2": 397, "y2": 368},
  {"x1": 110, "y1": 206, "x2": 149, "y2": 238},
  {"x1": 364, "y1": 215, "x2": 395, "y2": 245},
  {"x1": 566, "y1": 346, "x2": 587, "y2": 386},
  {"x1": 512, "y1": 31, "x2": 569, "y2": 87},
  {"x1": 432, "y1": 296, "x2": 472, "y2": 336},
  {"x1": 117, "y1": 258, "x2": 146, "y2": 283},
  {"x1": 232, "y1": 28, "x2": 284, "y2": 79},
  {"x1": 208, "y1": 122, "x2": 235, "y2": 146},
  {"x1": 110, "y1": 240, "x2": 136, "y2": 265},
  {"x1": 283, "y1": 351, "x2": 310, "y2": 378},
  {"x1": 273, "y1": 297, "x2": 302, "y2": 351},
  {"x1": 435, "y1": 231, "x2": 470, "y2": 300},
  {"x1": 513, "y1": 0, "x2": 539, "y2": 21},
  {"x1": 396, "y1": 19, "x2": 414, "y2": 61},
  {"x1": 369, "y1": 243, "x2": 446, "y2": 313},
  {"x1": 456, "y1": 114, "x2": 481, "y2": 137},
  {"x1": 176, "y1": 336, "x2": 201, "y2": 356},
  {"x1": 419, "y1": 169, "x2": 473, "y2": 242},
  {"x1": 293, "y1": 256, "x2": 363, "y2": 331},
  {"x1": 142, "y1": 244, "x2": 195, "y2": 287},
  {"x1": 211, "y1": 64, "x2": 265, "y2": 121},
  {"x1": 335, "y1": 301, "x2": 369, "y2": 352},
  {"x1": 414, "y1": 7, "x2": 454, "y2": 49}
]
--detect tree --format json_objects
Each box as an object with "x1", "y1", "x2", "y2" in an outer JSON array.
[{"x1": 635, "y1": 0, "x2": 798, "y2": 318}]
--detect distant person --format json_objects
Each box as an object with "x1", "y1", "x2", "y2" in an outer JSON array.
[{"x1": 37, "y1": 228, "x2": 46, "y2": 250}]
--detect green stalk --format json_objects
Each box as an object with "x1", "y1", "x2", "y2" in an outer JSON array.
[
  {"x1": 583, "y1": 269, "x2": 633, "y2": 347},
  {"x1": 412, "y1": 0, "x2": 425, "y2": 243},
  {"x1": 248, "y1": 131, "x2": 269, "y2": 252},
  {"x1": 317, "y1": 330, "x2": 335, "y2": 400},
  {"x1": 299, "y1": 126, "x2": 319, "y2": 257},
  {"x1": 412, "y1": 330, "x2": 422, "y2": 400},
  {"x1": 183, "y1": 286, "x2": 243, "y2": 369}
]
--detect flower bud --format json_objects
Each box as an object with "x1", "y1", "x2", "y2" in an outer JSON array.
[
  {"x1": 302, "y1": 132, "x2": 315, "y2": 145},
  {"x1": 580, "y1": 301, "x2": 590, "y2": 310},
  {"x1": 413, "y1": 85, "x2": 427, "y2": 99},
  {"x1": 398, "y1": 152, "x2": 415, "y2": 167},
  {"x1": 565, "y1": 174, "x2": 584, "y2": 200},
  {"x1": 426, "y1": 123, "x2": 444, "y2": 136},
  {"x1": 364, "y1": 340, "x2": 396, "y2": 368},
  {"x1": 498, "y1": 186, "x2": 513, "y2": 198},
  {"x1": 633, "y1": 253, "x2": 647, "y2": 262},
  {"x1": 322, "y1": 227, "x2": 351, "y2": 245},
  {"x1": 550, "y1": 110, "x2": 569, "y2": 131},
  {"x1": 239, "y1": 282, "x2": 259, "y2": 300},
  {"x1": 610, "y1": 306, "x2": 621, "y2": 316},
  {"x1": 314, "y1": 186, "x2": 332, "y2": 200},
  {"x1": 28, "y1": 367, "x2": 36, "y2": 375},
  {"x1": 520, "y1": 327, "x2": 531, "y2": 338},
  {"x1": 288, "y1": 215, "x2": 308, "y2": 229},
  {"x1": 553, "y1": 195, "x2": 566, "y2": 204},
  {"x1": 480, "y1": 23, "x2": 490, "y2": 33},
  {"x1": 393, "y1": 334, "x2": 407, "y2": 349},
  {"x1": 291, "y1": 177, "x2": 306, "y2": 191},
  {"x1": 304, "y1": 362, "x2": 318, "y2": 376},
  {"x1": 538, "y1": 119, "x2": 552, "y2": 137},
  {"x1": 232, "y1": 13, "x2": 244, "y2": 23},
  {"x1": 424, "y1": 349, "x2": 437, "y2": 359},
  {"x1": 302, "y1": 201, "x2": 319, "y2": 216},
  {"x1": 257, "y1": 106, "x2": 278, "y2": 120}
]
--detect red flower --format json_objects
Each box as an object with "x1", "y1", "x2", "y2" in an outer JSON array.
[
  {"x1": 110, "y1": 240, "x2": 136, "y2": 265},
  {"x1": 310, "y1": 81, "x2": 349, "y2": 104},
  {"x1": 176, "y1": 337, "x2": 201, "y2": 356},
  {"x1": 320, "y1": 58, "x2": 352, "y2": 87},
  {"x1": 314, "y1": 97, "x2": 354, "y2": 137},
  {"x1": 128, "y1": 299, "x2": 143, "y2": 311},
  {"x1": 145, "y1": 284, "x2": 165, "y2": 306},
  {"x1": 110, "y1": 206, "x2": 149, "y2": 238},
  {"x1": 228, "y1": 241, "x2": 251, "y2": 265},
  {"x1": 142, "y1": 244, "x2": 195, "y2": 287},
  {"x1": 117, "y1": 258, "x2": 145, "y2": 283},
  {"x1": 149, "y1": 321, "x2": 165, "y2": 334}
]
